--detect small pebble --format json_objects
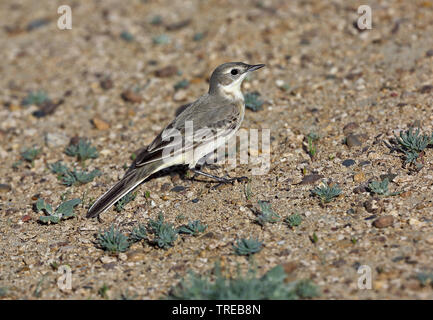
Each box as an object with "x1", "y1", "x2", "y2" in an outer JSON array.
[
  {"x1": 154, "y1": 65, "x2": 178, "y2": 77},
  {"x1": 0, "y1": 184, "x2": 12, "y2": 193},
  {"x1": 171, "y1": 186, "x2": 185, "y2": 192},
  {"x1": 118, "y1": 253, "x2": 127, "y2": 261},
  {"x1": 100, "y1": 256, "x2": 116, "y2": 264},
  {"x1": 100, "y1": 78, "x2": 113, "y2": 90},
  {"x1": 127, "y1": 250, "x2": 146, "y2": 262},
  {"x1": 353, "y1": 185, "x2": 367, "y2": 194},
  {"x1": 299, "y1": 174, "x2": 323, "y2": 185},
  {"x1": 21, "y1": 215, "x2": 32, "y2": 222},
  {"x1": 160, "y1": 183, "x2": 171, "y2": 192},
  {"x1": 27, "y1": 18, "x2": 50, "y2": 31},
  {"x1": 373, "y1": 215, "x2": 394, "y2": 228},
  {"x1": 165, "y1": 19, "x2": 191, "y2": 31},
  {"x1": 275, "y1": 79, "x2": 285, "y2": 87},
  {"x1": 364, "y1": 199, "x2": 382, "y2": 213},
  {"x1": 419, "y1": 85, "x2": 433, "y2": 94},
  {"x1": 102, "y1": 262, "x2": 116, "y2": 270},
  {"x1": 121, "y1": 90, "x2": 142, "y2": 103},
  {"x1": 173, "y1": 90, "x2": 187, "y2": 102},
  {"x1": 353, "y1": 172, "x2": 366, "y2": 183},
  {"x1": 342, "y1": 159, "x2": 355, "y2": 167},
  {"x1": 343, "y1": 122, "x2": 359, "y2": 135},
  {"x1": 45, "y1": 132, "x2": 69, "y2": 148},
  {"x1": 92, "y1": 118, "x2": 110, "y2": 130},
  {"x1": 346, "y1": 134, "x2": 362, "y2": 148},
  {"x1": 358, "y1": 161, "x2": 370, "y2": 167}
]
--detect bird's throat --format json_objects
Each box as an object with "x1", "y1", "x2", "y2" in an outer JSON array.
[{"x1": 218, "y1": 79, "x2": 245, "y2": 101}]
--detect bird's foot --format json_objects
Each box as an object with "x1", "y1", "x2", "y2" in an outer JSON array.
[{"x1": 191, "y1": 168, "x2": 248, "y2": 189}]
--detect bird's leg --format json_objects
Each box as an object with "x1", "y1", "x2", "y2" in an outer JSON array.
[{"x1": 191, "y1": 168, "x2": 248, "y2": 185}]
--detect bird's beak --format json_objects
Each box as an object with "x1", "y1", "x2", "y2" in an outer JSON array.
[{"x1": 247, "y1": 64, "x2": 265, "y2": 72}]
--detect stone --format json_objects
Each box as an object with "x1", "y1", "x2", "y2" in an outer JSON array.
[
  {"x1": 419, "y1": 85, "x2": 433, "y2": 94},
  {"x1": 353, "y1": 185, "x2": 367, "y2": 194},
  {"x1": 45, "y1": 132, "x2": 69, "y2": 148},
  {"x1": 171, "y1": 186, "x2": 185, "y2": 192},
  {"x1": 160, "y1": 183, "x2": 171, "y2": 192},
  {"x1": 127, "y1": 250, "x2": 146, "y2": 262},
  {"x1": 121, "y1": 90, "x2": 143, "y2": 103},
  {"x1": 343, "y1": 122, "x2": 359, "y2": 135},
  {"x1": 173, "y1": 89, "x2": 187, "y2": 102},
  {"x1": 346, "y1": 134, "x2": 362, "y2": 148},
  {"x1": 154, "y1": 65, "x2": 178, "y2": 77},
  {"x1": 102, "y1": 262, "x2": 116, "y2": 270},
  {"x1": 342, "y1": 159, "x2": 355, "y2": 167},
  {"x1": 166, "y1": 19, "x2": 191, "y2": 31},
  {"x1": 353, "y1": 172, "x2": 366, "y2": 183},
  {"x1": 32, "y1": 100, "x2": 63, "y2": 118},
  {"x1": 0, "y1": 184, "x2": 12, "y2": 193},
  {"x1": 21, "y1": 215, "x2": 32, "y2": 222},
  {"x1": 92, "y1": 118, "x2": 110, "y2": 130},
  {"x1": 373, "y1": 215, "x2": 394, "y2": 228},
  {"x1": 364, "y1": 199, "x2": 383, "y2": 213},
  {"x1": 100, "y1": 78, "x2": 113, "y2": 90},
  {"x1": 100, "y1": 256, "x2": 116, "y2": 264},
  {"x1": 299, "y1": 174, "x2": 323, "y2": 185},
  {"x1": 380, "y1": 173, "x2": 397, "y2": 182},
  {"x1": 118, "y1": 252, "x2": 127, "y2": 261},
  {"x1": 408, "y1": 218, "x2": 421, "y2": 226}
]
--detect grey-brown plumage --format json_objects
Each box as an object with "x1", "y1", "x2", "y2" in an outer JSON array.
[{"x1": 87, "y1": 62, "x2": 264, "y2": 218}]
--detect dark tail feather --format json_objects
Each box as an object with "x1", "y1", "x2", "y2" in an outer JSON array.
[
  {"x1": 86, "y1": 167, "x2": 154, "y2": 218},
  {"x1": 86, "y1": 178, "x2": 131, "y2": 218},
  {"x1": 86, "y1": 158, "x2": 164, "y2": 218}
]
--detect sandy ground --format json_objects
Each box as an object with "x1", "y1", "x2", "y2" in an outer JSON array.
[{"x1": 1, "y1": 0, "x2": 433, "y2": 299}]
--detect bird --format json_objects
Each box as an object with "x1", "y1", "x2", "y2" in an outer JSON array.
[{"x1": 86, "y1": 62, "x2": 265, "y2": 218}]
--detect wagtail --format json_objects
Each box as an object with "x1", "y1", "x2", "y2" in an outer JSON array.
[{"x1": 87, "y1": 62, "x2": 265, "y2": 218}]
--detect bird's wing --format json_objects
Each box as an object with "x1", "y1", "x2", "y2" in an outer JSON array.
[{"x1": 132, "y1": 99, "x2": 240, "y2": 169}]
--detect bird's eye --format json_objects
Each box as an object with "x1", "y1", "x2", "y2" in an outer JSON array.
[{"x1": 231, "y1": 69, "x2": 239, "y2": 75}]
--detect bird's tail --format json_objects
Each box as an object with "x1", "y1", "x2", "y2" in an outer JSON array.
[{"x1": 86, "y1": 163, "x2": 158, "y2": 218}]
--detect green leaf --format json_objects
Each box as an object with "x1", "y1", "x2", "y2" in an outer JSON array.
[
  {"x1": 148, "y1": 213, "x2": 178, "y2": 249},
  {"x1": 21, "y1": 147, "x2": 41, "y2": 162},
  {"x1": 311, "y1": 181, "x2": 342, "y2": 203},
  {"x1": 115, "y1": 191, "x2": 137, "y2": 212},
  {"x1": 286, "y1": 213, "x2": 302, "y2": 227},
  {"x1": 130, "y1": 224, "x2": 147, "y2": 243},
  {"x1": 65, "y1": 139, "x2": 98, "y2": 163},
  {"x1": 233, "y1": 238, "x2": 263, "y2": 256},
  {"x1": 256, "y1": 200, "x2": 280, "y2": 225},
  {"x1": 22, "y1": 91, "x2": 49, "y2": 106},
  {"x1": 36, "y1": 198, "x2": 53, "y2": 215},
  {"x1": 39, "y1": 215, "x2": 60, "y2": 224},
  {"x1": 48, "y1": 161, "x2": 69, "y2": 175},
  {"x1": 61, "y1": 169, "x2": 101, "y2": 186},
  {"x1": 55, "y1": 198, "x2": 81, "y2": 217},
  {"x1": 244, "y1": 92, "x2": 264, "y2": 112},
  {"x1": 166, "y1": 263, "x2": 320, "y2": 300},
  {"x1": 178, "y1": 220, "x2": 207, "y2": 236},
  {"x1": 97, "y1": 225, "x2": 130, "y2": 253}
]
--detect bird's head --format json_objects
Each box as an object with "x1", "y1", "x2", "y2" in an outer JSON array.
[{"x1": 208, "y1": 62, "x2": 265, "y2": 100}]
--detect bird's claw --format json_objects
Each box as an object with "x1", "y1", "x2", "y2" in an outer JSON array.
[{"x1": 211, "y1": 176, "x2": 249, "y2": 189}]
